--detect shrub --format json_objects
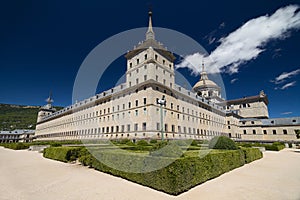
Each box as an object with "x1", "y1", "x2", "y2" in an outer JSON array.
[
  {"x1": 150, "y1": 142, "x2": 183, "y2": 158},
  {"x1": 265, "y1": 143, "x2": 285, "y2": 151},
  {"x1": 43, "y1": 147, "x2": 82, "y2": 162},
  {"x1": 241, "y1": 147, "x2": 263, "y2": 163},
  {"x1": 149, "y1": 139, "x2": 157, "y2": 144},
  {"x1": 1, "y1": 143, "x2": 30, "y2": 150},
  {"x1": 150, "y1": 141, "x2": 168, "y2": 151},
  {"x1": 208, "y1": 136, "x2": 237, "y2": 150},
  {"x1": 136, "y1": 140, "x2": 149, "y2": 146},
  {"x1": 50, "y1": 142, "x2": 62, "y2": 147},
  {"x1": 118, "y1": 139, "x2": 131, "y2": 144},
  {"x1": 78, "y1": 149, "x2": 247, "y2": 195},
  {"x1": 125, "y1": 140, "x2": 135, "y2": 146},
  {"x1": 191, "y1": 140, "x2": 199, "y2": 146}
]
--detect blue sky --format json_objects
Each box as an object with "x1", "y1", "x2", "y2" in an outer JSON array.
[{"x1": 0, "y1": 0, "x2": 299, "y2": 118}]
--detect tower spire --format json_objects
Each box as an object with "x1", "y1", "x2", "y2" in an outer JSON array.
[
  {"x1": 46, "y1": 91, "x2": 53, "y2": 105},
  {"x1": 200, "y1": 61, "x2": 209, "y2": 82},
  {"x1": 146, "y1": 10, "x2": 155, "y2": 40}
]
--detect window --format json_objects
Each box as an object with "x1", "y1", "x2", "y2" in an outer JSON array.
[
  {"x1": 273, "y1": 130, "x2": 277, "y2": 135},
  {"x1": 178, "y1": 126, "x2": 181, "y2": 133},
  {"x1": 163, "y1": 60, "x2": 165, "y2": 65},
  {"x1": 283, "y1": 129, "x2": 287, "y2": 134},
  {"x1": 135, "y1": 100, "x2": 138, "y2": 107},
  {"x1": 251, "y1": 121, "x2": 255, "y2": 124},
  {"x1": 171, "y1": 125, "x2": 175, "y2": 132},
  {"x1": 142, "y1": 122, "x2": 146, "y2": 131},
  {"x1": 253, "y1": 130, "x2": 256, "y2": 134},
  {"x1": 135, "y1": 110, "x2": 138, "y2": 116},
  {"x1": 144, "y1": 65, "x2": 147, "y2": 69},
  {"x1": 156, "y1": 75, "x2": 158, "y2": 81},
  {"x1": 136, "y1": 68, "x2": 139, "y2": 73},
  {"x1": 165, "y1": 124, "x2": 168, "y2": 132},
  {"x1": 126, "y1": 124, "x2": 131, "y2": 132},
  {"x1": 263, "y1": 130, "x2": 267, "y2": 134},
  {"x1": 129, "y1": 63, "x2": 132, "y2": 68},
  {"x1": 171, "y1": 103, "x2": 173, "y2": 109},
  {"x1": 144, "y1": 75, "x2": 147, "y2": 81},
  {"x1": 143, "y1": 98, "x2": 146, "y2": 105},
  {"x1": 134, "y1": 123, "x2": 138, "y2": 131},
  {"x1": 157, "y1": 123, "x2": 160, "y2": 131},
  {"x1": 163, "y1": 79, "x2": 166, "y2": 85},
  {"x1": 136, "y1": 78, "x2": 139, "y2": 84},
  {"x1": 129, "y1": 82, "x2": 131, "y2": 87},
  {"x1": 169, "y1": 64, "x2": 172, "y2": 69},
  {"x1": 137, "y1": 59, "x2": 139, "y2": 64},
  {"x1": 144, "y1": 54, "x2": 147, "y2": 60},
  {"x1": 243, "y1": 130, "x2": 247, "y2": 134},
  {"x1": 228, "y1": 126, "x2": 231, "y2": 129},
  {"x1": 155, "y1": 54, "x2": 158, "y2": 60},
  {"x1": 143, "y1": 108, "x2": 147, "y2": 115},
  {"x1": 170, "y1": 83, "x2": 172, "y2": 88},
  {"x1": 128, "y1": 102, "x2": 131, "y2": 108},
  {"x1": 121, "y1": 125, "x2": 125, "y2": 132}
]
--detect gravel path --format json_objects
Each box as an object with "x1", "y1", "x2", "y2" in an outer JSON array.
[{"x1": 0, "y1": 146, "x2": 299, "y2": 200}]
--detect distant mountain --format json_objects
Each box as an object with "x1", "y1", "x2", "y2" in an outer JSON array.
[{"x1": 0, "y1": 103, "x2": 62, "y2": 131}]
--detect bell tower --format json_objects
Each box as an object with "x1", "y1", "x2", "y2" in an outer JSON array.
[
  {"x1": 37, "y1": 92, "x2": 56, "y2": 123},
  {"x1": 125, "y1": 11, "x2": 176, "y2": 89}
]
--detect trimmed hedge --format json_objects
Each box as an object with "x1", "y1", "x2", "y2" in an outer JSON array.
[
  {"x1": 43, "y1": 147, "x2": 82, "y2": 162},
  {"x1": 241, "y1": 147, "x2": 263, "y2": 163},
  {"x1": 0, "y1": 143, "x2": 30, "y2": 150},
  {"x1": 265, "y1": 144, "x2": 285, "y2": 151},
  {"x1": 237, "y1": 142, "x2": 285, "y2": 151},
  {"x1": 79, "y1": 149, "x2": 245, "y2": 195},
  {"x1": 42, "y1": 145, "x2": 263, "y2": 195}
]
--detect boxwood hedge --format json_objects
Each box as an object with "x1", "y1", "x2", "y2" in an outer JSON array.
[
  {"x1": 43, "y1": 145, "x2": 263, "y2": 195},
  {"x1": 43, "y1": 147, "x2": 82, "y2": 162}
]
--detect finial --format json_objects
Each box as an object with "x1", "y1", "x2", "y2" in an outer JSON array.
[
  {"x1": 202, "y1": 60, "x2": 205, "y2": 72},
  {"x1": 146, "y1": 9, "x2": 155, "y2": 40}
]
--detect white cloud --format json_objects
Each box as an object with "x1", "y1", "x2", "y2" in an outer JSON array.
[
  {"x1": 176, "y1": 5, "x2": 300, "y2": 75},
  {"x1": 273, "y1": 69, "x2": 300, "y2": 84},
  {"x1": 230, "y1": 78, "x2": 238, "y2": 84},
  {"x1": 281, "y1": 111, "x2": 292, "y2": 115},
  {"x1": 280, "y1": 81, "x2": 296, "y2": 90}
]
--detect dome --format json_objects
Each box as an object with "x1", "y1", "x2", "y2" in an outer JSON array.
[{"x1": 193, "y1": 79, "x2": 219, "y2": 91}]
